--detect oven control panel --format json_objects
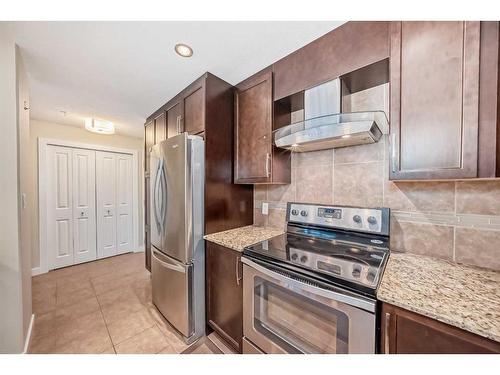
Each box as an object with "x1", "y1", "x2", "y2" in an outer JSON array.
[
  {"x1": 288, "y1": 247, "x2": 380, "y2": 287},
  {"x1": 287, "y1": 203, "x2": 389, "y2": 236}
]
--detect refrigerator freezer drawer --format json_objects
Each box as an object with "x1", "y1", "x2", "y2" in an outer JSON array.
[{"x1": 152, "y1": 248, "x2": 193, "y2": 337}]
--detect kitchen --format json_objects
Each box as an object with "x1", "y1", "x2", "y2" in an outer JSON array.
[
  {"x1": 1, "y1": 3, "x2": 499, "y2": 372},
  {"x1": 145, "y1": 20, "x2": 500, "y2": 354}
]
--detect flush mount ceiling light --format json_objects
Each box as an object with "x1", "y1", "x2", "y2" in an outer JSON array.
[
  {"x1": 85, "y1": 118, "x2": 115, "y2": 135},
  {"x1": 174, "y1": 43, "x2": 193, "y2": 57}
]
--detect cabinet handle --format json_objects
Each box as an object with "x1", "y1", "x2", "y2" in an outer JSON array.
[
  {"x1": 235, "y1": 257, "x2": 242, "y2": 286},
  {"x1": 176, "y1": 115, "x2": 184, "y2": 134},
  {"x1": 384, "y1": 312, "x2": 391, "y2": 354},
  {"x1": 391, "y1": 133, "x2": 397, "y2": 173},
  {"x1": 265, "y1": 153, "x2": 271, "y2": 178}
]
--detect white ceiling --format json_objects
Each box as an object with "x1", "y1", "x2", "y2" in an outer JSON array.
[{"x1": 10, "y1": 21, "x2": 344, "y2": 137}]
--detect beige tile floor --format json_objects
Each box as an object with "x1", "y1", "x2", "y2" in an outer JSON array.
[{"x1": 29, "y1": 252, "x2": 218, "y2": 354}]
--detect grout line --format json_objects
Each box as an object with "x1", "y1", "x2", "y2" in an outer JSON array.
[
  {"x1": 452, "y1": 226, "x2": 457, "y2": 262},
  {"x1": 453, "y1": 181, "x2": 458, "y2": 262},
  {"x1": 331, "y1": 149, "x2": 335, "y2": 204}
]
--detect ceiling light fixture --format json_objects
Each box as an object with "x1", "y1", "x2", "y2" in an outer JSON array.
[
  {"x1": 85, "y1": 118, "x2": 115, "y2": 135},
  {"x1": 174, "y1": 43, "x2": 193, "y2": 57}
]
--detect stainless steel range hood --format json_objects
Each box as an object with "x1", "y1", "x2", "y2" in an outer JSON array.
[{"x1": 274, "y1": 78, "x2": 388, "y2": 152}]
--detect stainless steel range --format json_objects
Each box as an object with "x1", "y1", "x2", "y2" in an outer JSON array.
[{"x1": 241, "y1": 202, "x2": 390, "y2": 354}]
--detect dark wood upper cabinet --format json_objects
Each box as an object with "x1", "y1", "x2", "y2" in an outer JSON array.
[
  {"x1": 183, "y1": 82, "x2": 205, "y2": 135},
  {"x1": 153, "y1": 111, "x2": 167, "y2": 144},
  {"x1": 273, "y1": 21, "x2": 390, "y2": 100},
  {"x1": 235, "y1": 69, "x2": 273, "y2": 183},
  {"x1": 234, "y1": 68, "x2": 291, "y2": 184},
  {"x1": 206, "y1": 241, "x2": 243, "y2": 353},
  {"x1": 145, "y1": 72, "x2": 253, "y2": 239},
  {"x1": 166, "y1": 101, "x2": 182, "y2": 138},
  {"x1": 389, "y1": 21, "x2": 498, "y2": 180},
  {"x1": 381, "y1": 303, "x2": 500, "y2": 354}
]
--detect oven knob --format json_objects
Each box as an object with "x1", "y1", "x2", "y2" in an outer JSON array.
[
  {"x1": 353, "y1": 215, "x2": 362, "y2": 223},
  {"x1": 300, "y1": 210, "x2": 308, "y2": 217},
  {"x1": 291, "y1": 209, "x2": 299, "y2": 216},
  {"x1": 300, "y1": 255, "x2": 308, "y2": 263},
  {"x1": 367, "y1": 216, "x2": 377, "y2": 225},
  {"x1": 291, "y1": 253, "x2": 298, "y2": 261},
  {"x1": 367, "y1": 268, "x2": 376, "y2": 283},
  {"x1": 352, "y1": 265, "x2": 361, "y2": 278}
]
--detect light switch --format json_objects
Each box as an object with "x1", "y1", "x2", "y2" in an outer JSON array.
[{"x1": 262, "y1": 202, "x2": 269, "y2": 215}]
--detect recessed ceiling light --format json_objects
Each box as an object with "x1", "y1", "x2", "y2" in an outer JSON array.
[
  {"x1": 85, "y1": 118, "x2": 115, "y2": 135},
  {"x1": 174, "y1": 43, "x2": 193, "y2": 58}
]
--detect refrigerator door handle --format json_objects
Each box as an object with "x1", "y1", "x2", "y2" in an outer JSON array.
[
  {"x1": 152, "y1": 248, "x2": 186, "y2": 273},
  {"x1": 153, "y1": 160, "x2": 162, "y2": 233},
  {"x1": 159, "y1": 159, "x2": 168, "y2": 232}
]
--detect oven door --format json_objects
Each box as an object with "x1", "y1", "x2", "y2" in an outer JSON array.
[{"x1": 242, "y1": 257, "x2": 376, "y2": 354}]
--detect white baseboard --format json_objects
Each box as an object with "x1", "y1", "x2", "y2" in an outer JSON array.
[
  {"x1": 32, "y1": 247, "x2": 144, "y2": 275},
  {"x1": 23, "y1": 314, "x2": 35, "y2": 354},
  {"x1": 31, "y1": 267, "x2": 44, "y2": 276}
]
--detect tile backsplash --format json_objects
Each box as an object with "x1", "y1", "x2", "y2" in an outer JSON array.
[{"x1": 254, "y1": 83, "x2": 500, "y2": 271}]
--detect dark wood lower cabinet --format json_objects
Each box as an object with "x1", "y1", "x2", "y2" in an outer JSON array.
[
  {"x1": 380, "y1": 303, "x2": 500, "y2": 354},
  {"x1": 206, "y1": 241, "x2": 243, "y2": 353}
]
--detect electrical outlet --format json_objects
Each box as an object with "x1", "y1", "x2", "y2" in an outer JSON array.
[{"x1": 262, "y1": 202, "x2": 269, "y2": 215}]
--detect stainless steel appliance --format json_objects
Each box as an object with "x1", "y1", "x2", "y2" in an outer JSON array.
[
  {"x1": 150, "y1": 133, "x2": 205, "y2": 344},
  {"x1": 242, "y1": 202, "x2": 390, "y2": 354},
  {"x1": 273, "y1": 78, "x2": 386, "y2": 152}
]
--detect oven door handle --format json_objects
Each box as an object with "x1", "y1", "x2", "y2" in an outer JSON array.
[{"x1": 241, "y1": 257, "x2": 376, "y2": 313}]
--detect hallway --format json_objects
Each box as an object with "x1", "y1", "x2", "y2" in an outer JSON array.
[{"x1": 29, "y1": 252, "x2": 216, "y2": 354}]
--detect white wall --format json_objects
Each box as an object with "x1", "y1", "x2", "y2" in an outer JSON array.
[
  {"x1": 0, "y1": 24, "x2": 30, "y2": 353},
  {"x1": 29, "y1": 119, "x2": 144, "y2": 270},
  {"x1": 17, "y1": 45, "x2": 33, "y2": 345}
]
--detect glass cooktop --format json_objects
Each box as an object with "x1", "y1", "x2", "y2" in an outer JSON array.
[{"x1": 243, "y1": 229, "x2": 389, "y2": 293}]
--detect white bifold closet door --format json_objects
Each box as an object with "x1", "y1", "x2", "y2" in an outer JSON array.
[
  {"x1": 96, "y1": 151, "x2": 134, "y2": 259},
  {"x1": 72, "y1": 148, "x2": 97, "y2": 264},
  {"x1": 47, "y1": 146, "x2": 96, "y2": 269}
]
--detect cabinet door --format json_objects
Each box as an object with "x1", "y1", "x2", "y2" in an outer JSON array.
[
  {"x1": 144, "y1": 121, "x2": 154, "y2": 271},
  {"x1": 206, "y1": 242, "x2": 243, "y2": 352},
  {"x1": 390, "y1": 21, "x2": 481, "y2": 180},
  {"x1": 273, "y1": 21, "x2": 389, "y2": 100},
  {"x1": 235, "y1": 70, "x2": 273, "y2": 183},
  {"x1": 72, "y1": 148, "x2": 97, "y2": 265},
  {"x1": 381, "y1": 303, "x2": 500, "y2": 354},
  {"x1": 183, "y1": 84, "x2": 205, "y2": 134},
  {"x1": 167, "y1": 101, "x2": 183, "y2": 138},
  {"x1": 96, "y1": 151, "x2": 117, "y2": 259},
  {"x1": 154, "y1": 111, "x2": 167, "y2": 144}
]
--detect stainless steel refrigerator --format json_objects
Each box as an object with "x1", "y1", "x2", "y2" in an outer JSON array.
[{"x1": 150, "y1": 133, "x2": 205, "y2": 344}]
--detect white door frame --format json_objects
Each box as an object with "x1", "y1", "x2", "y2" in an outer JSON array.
[{"x1": 38, "y1": 137, "x2": 140, "y2": 275}]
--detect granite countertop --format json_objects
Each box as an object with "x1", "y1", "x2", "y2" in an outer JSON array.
[
  {"x1": 378, "y1": 252, "x2": 500, "y2": 343},
  {"x1": 204, "y1": 225, "x2": 284, "y2": 252}
]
